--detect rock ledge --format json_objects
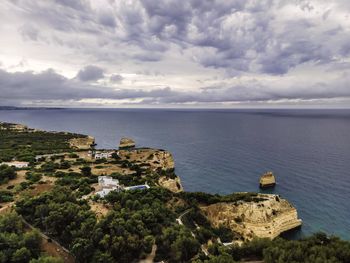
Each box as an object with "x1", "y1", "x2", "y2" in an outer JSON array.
[{"x1": 201, "y1": 194, "x2": 302, "y2": 241}]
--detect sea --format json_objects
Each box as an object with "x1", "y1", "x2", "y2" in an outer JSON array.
[{"x1": 0, "y1": 108, "x2": 349, "y2": 240}]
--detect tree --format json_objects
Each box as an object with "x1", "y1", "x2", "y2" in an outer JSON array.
[
  {"x1": 30, "y1": 256, "x2": 63, "y2": 263},
  {"x1": 71, "y1": 238, "x2": 94, "y2": 263},
  {"x1": 80, "y1": 166, "x2": 92, "y2": 176},
  {"x1": 0, "y1": 164, "x2": 16, "y2": 184},
  {"x1": 111, "y1": 152, "x2": 120, "y2": 160},
  {"x1": 12, "y1": 247, "x2": 31, "y2": 263},
  {"x1": 24, "y1": 230, "x2": 41, "y2": 257}
]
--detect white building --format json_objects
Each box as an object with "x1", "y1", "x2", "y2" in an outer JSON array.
[
  {"x1": 89, "y1": 151, "x2": 114, "y2": 159},
  {"x1": 98, "y1": 176, "x2": 119, "y2": 187},
  {"x1": 0, "y1": 161, "x2": 29, "y2": 168},
  {"x1": 96, "y1": 176, "x2": 122, "y2": 198},
  {"x1": 95, "y1": 176, "x2": 151, "y2": 198},
  {"x1": 95, "y1": 188, "x2": 116, "y2": 198}
]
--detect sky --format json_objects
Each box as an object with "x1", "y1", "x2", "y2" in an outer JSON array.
[{"x1": 0, "y1": 0, "x2": 350, "y2": 108}]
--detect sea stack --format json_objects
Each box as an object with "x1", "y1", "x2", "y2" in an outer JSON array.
[
  {"x1": 119, "y1": 137, "x2": 136, "y2": 149},
  {"x1": 259, "y1": 171, "x2": 276, "y2": 188}
]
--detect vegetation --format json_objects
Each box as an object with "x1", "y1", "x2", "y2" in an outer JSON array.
[
  {"x1": 156, "y1": 225, "x2": 201, "y2": 262},
  {"x1": 16, "y1": 186, "x2": 198, "y2": 262},
  {"x1": 0, "y1": 165, "x2": 16, "y2": 185},
  {"x1": 2, "y1": 122, "x2": 350, "y2": 263},
  {"x1": 179, "y1": 191, "x2": 267, "y2": 205},
  {"x1": 195, "y1": 233, "x2": 350, "y2": 263},
  {"x1": 0, "y1": 212, "x2": 62, "y2": 263},
  {"x1": 0, "y1": 190, "x2": 13, "y2": 203},
  {"x1": 25, "y1": 172, "x2": 42, "y2": 183},
  {"x1": 0, "y1": 123, "x2": 85, "y2": 162}
]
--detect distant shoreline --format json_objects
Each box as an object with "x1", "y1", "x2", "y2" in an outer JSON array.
[
  {"x1": 0, "y1": 106, "x2": 64, "y2": 110},
  {"x1": 1, "y1": 106, "x2": 350, "y2": 111}
]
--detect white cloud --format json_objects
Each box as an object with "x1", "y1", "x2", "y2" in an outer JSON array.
[{"x1": 0, "y1": 0, "x2": 349, "y2": 107}]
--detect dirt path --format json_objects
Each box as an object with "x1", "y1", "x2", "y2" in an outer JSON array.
[
  {"x1": 22, "y1": 218, "x2": 75, "y2": 263},
  {"x1": 139, "y1": 244, "x2": 157, "y2": 263},
  {"x1": 0, "y1": 202, "x2": 14, "y2": 214}
]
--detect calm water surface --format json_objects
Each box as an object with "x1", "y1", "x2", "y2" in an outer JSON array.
[{"x1": 0, "y1": 108, "x2": 349, "y2": 240}]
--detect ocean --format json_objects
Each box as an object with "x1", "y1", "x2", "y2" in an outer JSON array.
[{"x1": 0, "y1": 108, "x2": 349, "y2": 240}]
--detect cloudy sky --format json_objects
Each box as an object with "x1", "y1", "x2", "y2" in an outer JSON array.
[{"x1": 1, "y1": 0, "x2": 350, "y2": 108}]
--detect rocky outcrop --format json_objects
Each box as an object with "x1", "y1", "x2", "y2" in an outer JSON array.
[
  {"x1": 119, "y1": 137, "x2": 136, "y2": 149},
  {"x1": 118, "y1": 148, "x2": 175, "y2": 171},
  {"x1": 0, "y1": 122, "x2": 28, "y2": 132},
  {"x1": 69, "y1": 136, "x2": 95, "y2": 150},
  {"x1": 260, "y1": 171, "x2": 276, "y2": 188},
  {"x1": 200, "y1": 194, "x2": 302, "y2": 241},
  {"x1": 159, "y1": 176, "x2": 183, "y2": 193}
]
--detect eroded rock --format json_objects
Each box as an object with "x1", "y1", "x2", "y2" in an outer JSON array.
[
  {"x1": 119, "y1": 137, "x2": 136, "y2": 149},
  {"x1": 118, "y1": 148, "x2": 175, "y2": 171},
  {"x1": 158, "y1": 176, "x2": 183, "y2": 193},
  {"x1": 69, "y1": 136, "x2": 95, "y2": 150},
  {"x1": 201, "y1": 194, "x2": 302, "y2": 241}
]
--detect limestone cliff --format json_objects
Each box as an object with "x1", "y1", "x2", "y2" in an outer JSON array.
[
  {"x1": 119, "y1": 137, "x2": 136, "y2": 149},
  {"x1": 200, "y1": 194, "x2": 302, "y2": 241},
  {"x1": 260, "y1": 171, "x2": 276, "y2": 188},
  {"x1": 118, "y1": 148, "x2": 175, "y2": 171},
  {"x1": 0, "y1": 122, "x2": 29, "y2": 132},
  {"x1": 69, "y1": 136, "x2": 95, "y2": 150},
  {"x1": 158, "y1": 176, "x2": 183, "y2": 193}
]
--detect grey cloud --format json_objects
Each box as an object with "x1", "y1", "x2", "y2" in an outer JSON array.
[
  {"x1": 8, "y1": 0, "x2": 350, "y2": 76},
  {"x1": 98, "y1": 11, "x2": 116, "y2": 28},
  {"x1": 0, "y1": 69, "x2": 104, "y2": 101},
  {"x1": 0, "y1": 68, "x2": 349, "y2": 106},
  {"x1": 3, "y1": 0, "x2": 350, "y2": 107},
  {"x1": 19, "y1": 24, "x2": 39, "y2": 41},
  {"x1": 155, "y1": 80, "x2": 350, "y2": 104},
  {"x1": 110, "y1": 74, "x2": 123, "y2": 83},
  {"x1": 54, "y1": 0, "x2": 90, "y2": 11},
  {"x1": 133, "y1": 52, "x2": 162, "y2": 62},
  {"x1": 76, "y1": 65, "x2": 104, "y2": 81},
  {"x1": 0, "y1": 68, "x2": 175, "y2": 104}
]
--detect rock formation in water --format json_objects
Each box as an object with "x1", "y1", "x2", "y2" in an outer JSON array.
[
  {"x1": 200, "y1": 194, "x2": 302, "y2": 241},
  {"x1": 259, "y1": 171, "x2": 276, "y2": 188},
  {"x1": 119, "y1": 137, "x2": 136, "y2": 149}
]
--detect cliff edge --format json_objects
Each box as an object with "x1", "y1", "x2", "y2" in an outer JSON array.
[
  {"x1": 69, "y1": 136, "x2": 95, "y2": 150},
  {"x1": 158, "y1": 176, "x2": 183, "y2": 193},
  {"x1": 200, "y1": 194, "x2": 302, "y2": 241},
  {"x1": 118, "y1": 148, "x2": 175, "y2": 171}
]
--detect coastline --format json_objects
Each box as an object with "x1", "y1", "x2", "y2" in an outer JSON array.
[
  {"x1": 0, "y1": 121, "x2": 302, "y2": 241},
  {"x1": 2, "y1": 120, "x2": 350, "y2": 262}
]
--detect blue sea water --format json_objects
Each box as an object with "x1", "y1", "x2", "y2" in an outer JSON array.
[{"x1": 0, "y1": 108, "x2": 349, "y2": 240}]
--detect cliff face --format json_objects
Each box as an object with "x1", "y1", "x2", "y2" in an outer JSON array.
[
  {"x1": 260, "y1": 172, "x2": 276, "y2": 187},
  {"x1": 69, "y1": 136, "x2": 95, "y2": 150},
  {"x1": 158, "y1": 176, "x2": 183, "y2": 193},
  {"x1": 0, "y1": 122, "x2": 29, "y2": 132},
  {"x1": 200, "y1": 194, "x2": 302, "y2": 241},
  {"x1": 119, "y1": 137, "x2": 136, "y2": 149},
  {"x1": 118, "y1": 148, "x2": 175, "y2": 171}
]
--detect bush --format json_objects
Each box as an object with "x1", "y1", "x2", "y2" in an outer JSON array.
[
  {"x1": 0, "y1": 190, "x2": 13, "y2": 203},
  {"x1": 25, "y1": 172, "x2": 42, "y2": 183},
  {"x1": 0, "y1": 212, "x2": 42, "y2": 262},
  {"x1": 80, "y1": 166, "x2": 91, "y2": 177},
  {"x1": 0, "y1": 164, "x2": 17, "y2": 184}
]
